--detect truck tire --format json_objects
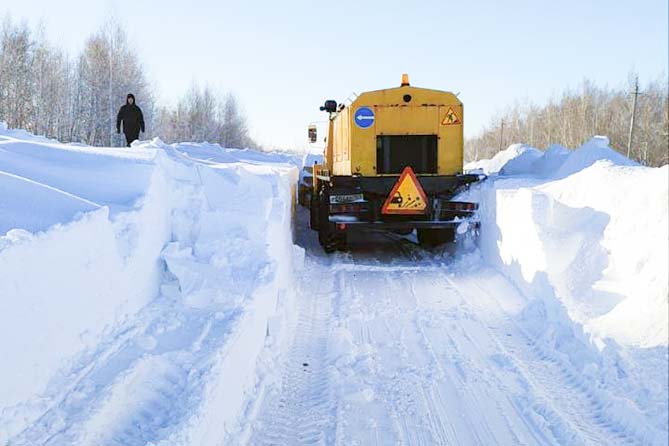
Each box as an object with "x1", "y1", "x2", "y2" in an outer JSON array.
[
  {"x1": 417, "y1": 228, "x2": 455, "y2": 248},
  {"x1": 317, "y1": 190, "x2": 344, "y2": 253},
  {"x1": 309, "y1": 191, "x2": 320, "y2": 230},
  {"x1": 298, "y1": 186, "x2": 307, "y2": 207}
]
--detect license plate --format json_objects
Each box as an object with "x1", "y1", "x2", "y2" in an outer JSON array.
[{"x1": 330, "y1": 193, "x2": 363, "y2": 204}]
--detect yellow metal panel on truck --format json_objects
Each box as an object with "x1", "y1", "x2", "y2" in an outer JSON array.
[
  {"x1": 438, "y1": 104, "x2": 464, "y2": 176},
  {"x1": 328, "y1": 79, "x2": 464, "y2": 177},
  {"x1": 375, "y1": 106, "x2": 439, "y2": 136},
  {"x1": 333, "y1": 106, "x2": 351, "y2": 175}
]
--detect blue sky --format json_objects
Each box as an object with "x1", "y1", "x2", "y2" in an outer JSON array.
[{"x1": 3, "y1": 0, "x2": 668, "y2": 149}]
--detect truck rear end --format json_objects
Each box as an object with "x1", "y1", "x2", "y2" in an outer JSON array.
[{"x1": 309, "y1": 75, "x2": 483, "y2": 252}]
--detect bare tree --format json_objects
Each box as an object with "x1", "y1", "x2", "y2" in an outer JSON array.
[
  {"x1": 0, "y1": 17, "x2": 34, "y2": 131},
  {"x1": 0, "y1": 17, "x2": 260, "y2": 150},
  {"x1": 220, "y1": 93, "x2": 251, "y2": 148},
  {"x1": 153, "y1": 83, "x2": 257, "y2": 148},
  {"x1": 466, "y1": 74, "x2": 669, "y2": 167},
  {"x1": 77, "y1": 21, "x2": 153, "y2": 146}
]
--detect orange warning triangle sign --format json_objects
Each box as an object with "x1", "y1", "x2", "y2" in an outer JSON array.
[
  {"x1": 442, "y1": 107, "x2": 461, "y2": 125},
  {"x1": 381, "y1": 166, "x2": 428, "y2": 214}
]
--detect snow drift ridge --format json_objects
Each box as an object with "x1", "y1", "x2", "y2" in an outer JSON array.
[{"x1": 0, "y1": 129, "x2": 299, "y2": 444}]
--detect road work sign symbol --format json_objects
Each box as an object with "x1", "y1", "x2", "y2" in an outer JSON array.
[
  {"x1": 381, "y1": 166, "x2": 428, "y2": 214},
  {"x1": 441, "y1": 107, "x2": 461, "y2": 125},
  {"x1": 354, "y1": 106, "x2": 375, "y2": 129}
]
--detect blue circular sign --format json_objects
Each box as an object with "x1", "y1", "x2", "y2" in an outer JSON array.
[{"x1": 354, "y1": 106, "x2": 375, "y2": 129}]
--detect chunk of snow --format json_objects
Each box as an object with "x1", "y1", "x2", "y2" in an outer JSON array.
[{"x1": 499, "y1": 147, "x2": 543, "y2": 176}]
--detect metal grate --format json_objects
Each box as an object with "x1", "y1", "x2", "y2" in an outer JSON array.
[{"x1": 376, "y1": 135, "x2": 438, "y2": 174}]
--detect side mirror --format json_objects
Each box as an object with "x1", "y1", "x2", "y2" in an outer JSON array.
[
  {"x1": 308, "y1": 124, "x2": 317, "y2": 143},
  {"x1": 319, "y1": 100, "x2": 337, "y2": 113}
]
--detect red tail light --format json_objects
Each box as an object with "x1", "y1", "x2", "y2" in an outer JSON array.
[
  {"x1": 443, "y1": 201, "x2": 478, "y2": 211},
  {"x1": 330, "y1": 203, "x2": 368, "y2": 214}
]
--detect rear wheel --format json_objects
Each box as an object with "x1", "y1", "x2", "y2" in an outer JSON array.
[
  {"x1": 309, "y1": 191, "x2": 320, "y2": 230},
  {"x1": 298, "y1": 186, "x2": 309, "y2": 207},
  {"x1": 417, "y1": 228, "x2": 455, "y2": 248},
  {"x1": 317, "y1": 189, "x2": 345, "y2": 253}
]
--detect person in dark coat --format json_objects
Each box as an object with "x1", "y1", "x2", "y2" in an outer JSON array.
[{"x1": 116, "y1": 93, "x2": 145, "y2": 147}]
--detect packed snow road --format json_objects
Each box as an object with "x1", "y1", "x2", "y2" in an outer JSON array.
[{"x1": 244, "y1": 212, "x2": 639, "y2": 446}]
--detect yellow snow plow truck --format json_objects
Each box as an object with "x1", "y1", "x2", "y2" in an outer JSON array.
[{"x1": 308, "y1": 74, "x2": 483, "y2": 253}]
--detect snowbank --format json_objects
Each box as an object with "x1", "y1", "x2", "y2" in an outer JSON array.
[
  {"x1": 0, "y1": 136, "x2": 156, "y2": 233},
  {"x1": 0, "y1": 145, "x2": 171, "y2": 429},
  {"x1": 0, "y1": 171, "x2": 100, "y2": 234},
  {"x1": 0, "y1": 127, "x2": 299, "y2": 444},
  {"x1": 498, "y1": 146, "x2": 543, "y2": 175},
  {"x1": 0, "y1": 122, "x2": 58, "y2": 144},
  {"x1": 461, "y1": 137, "x2": 668, "y2": 442},
  {"x1": 466, "y1": 138, "x2": 667, "y2": 348},
  {"x1": 465, "y1": 143, "x2": 536, "y2": 174},
  {"x1": 467, "y1": 136, "x2": 640, "y2": 179}
]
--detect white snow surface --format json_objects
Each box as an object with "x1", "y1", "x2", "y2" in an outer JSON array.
[
  {"x1": 1, "y1": 126, "x2": 667, "y2": 445},
  {"x1": 463, "y1": 137, "x2": 667, "y2": 348},
  {"x1": 458, "y1": 138, "x2": 668, "y2": 443},
  {"x1": 0, "y1": 128, "x2": 299, "y2": 444},
  {"x1": 465, "y1": 143, "x2": 536, "y2": 175},
  {"x1": 465, "y1": 136, "x2": 639, "y2": 179}
]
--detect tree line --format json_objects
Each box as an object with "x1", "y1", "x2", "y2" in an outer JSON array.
[
  {"x1": 0, "y1": 17, "x2": 256, "y2": 148},
  {"x1": 465, "y1": 75, "x2": 668, "y2": 167}
]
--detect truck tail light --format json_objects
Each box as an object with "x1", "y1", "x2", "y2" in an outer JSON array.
[{"x1": 330, "y1": 203, "x2": 368, "y2": 214}]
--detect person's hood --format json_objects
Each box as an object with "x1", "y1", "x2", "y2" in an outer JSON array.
[{"x1": 126, "y1": 93, "x2": 136, "y2": 105}]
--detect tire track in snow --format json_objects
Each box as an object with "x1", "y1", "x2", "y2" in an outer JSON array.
[
  {"x1": 249, "y1": 264, "x2": 337, "y2": 445},
  {"x1": 377, "y1": 271, "x2": 459, "y2": 446},
  {"x1": 415, "y1": 270, "x2": 570, "y2": 445},
  {"x1": 398, "y1": 241, "x2": 644, "y2": 444},
  {"x1": 10, "y1": 279, "x2": 240, "y2": 446},
  {"x1": 444, "y1": 274, "x2": 641, "y2": 445},
  {"x1": 388, "y1": 247, "x2": 580, "y2": 444},
  {"x1": 279, "y1": 227, "x2": 557, "y2": 445},
  {"x1": 405, "y1": 279, "x2": 494, "y2": 446},
  {"x1": 333, "y1": 266, "x2": 550, "y2": 445},
  {"x1": 263, "y1": 211, "x2": 642, "y2": 445}
]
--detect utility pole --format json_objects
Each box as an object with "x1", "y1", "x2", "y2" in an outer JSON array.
[
  {"x1": 627, "y1": 77, "x2": 641, "y2": 158},
  {"x1": 499, "y1": 119, "x2": 505, "y2": 151}
]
